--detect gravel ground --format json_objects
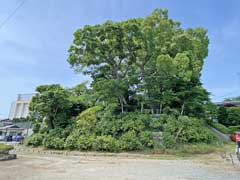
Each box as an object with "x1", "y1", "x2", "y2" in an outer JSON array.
[{"x1": 0, "y1": 154, "x2": 240, "y2": 180}]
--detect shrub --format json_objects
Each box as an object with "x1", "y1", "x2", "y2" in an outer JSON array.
[
  {"x1": 76, "y1": 106, "x2": 102, "y2": 135},
  {"x1": 149, "y1": 114, "x2": 174, "y2": 131},
  {"x1": 42, "y1": 129, "x2": 68, "y2": 149},
  {"x1": 228, "y1": 125, "x2": 240, "y2": 133},
  {"x1": 32, "y1": 122, "x2": 41, "y2": 134},
  {"x1": 163, "y1": 116, "x2": 215, "y2": 148},
  {"x1": 76, "y1": 135, "x2": 96, "y2": 150},
  {"x1": 92, "y1": 136, "x2": 120, "y2": 152},
  {"x1": 119, "y1": 131, "x2": 142, "y2": 150},
  {"x1": 24, "y1": 133, "x2": 44, "y2": 147},
  {"x1": 39, "y1": 122, "x2": 50, "y2": 134},
  {"x1": 64, "y1": 131, "x2": 78, "y2": 150},
  {"x1": 227, "y1": 107, "x2": 240, "y2": 126},
  {"x1": 43, "y1": 135, "x2": 65, "y2": 150},
  {"x1": 139, "y1": 131, "x2": 154, "y2": 148},
  {"x1": 212, "y1": 122, "x2": 231, "y2": 134},
  {"x1": 0, "y1": 144, "x2": 14, "y2": 151},
  {"x1": 119, "y1": 113, "x2": 147, "y2": 133}
]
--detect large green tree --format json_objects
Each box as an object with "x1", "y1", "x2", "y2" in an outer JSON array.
[{"x1": 68, "y1": 9, "x2": 209, "y2": 116}]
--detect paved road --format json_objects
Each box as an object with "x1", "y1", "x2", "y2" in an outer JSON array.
[{"x1": 0, "y1": 154, "x2": 239, "y2": 180}]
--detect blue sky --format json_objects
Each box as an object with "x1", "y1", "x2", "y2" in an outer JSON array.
[{"x1": 0, "y1": 0, "x2": 240, "y2": 117}]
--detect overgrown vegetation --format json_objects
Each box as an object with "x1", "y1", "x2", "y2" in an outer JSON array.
[
  {"x1": 211, "y1": 122, "x2": 231, "y2": 134},
  {"x1": 25, "y1": 9, "x2": 217, "y2": 152},
  {"x1": 0, "y1": 144, "x2": 14, "y2": 152}
]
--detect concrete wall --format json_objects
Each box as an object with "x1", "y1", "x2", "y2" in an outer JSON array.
[{"x1": 8, "y1": 94, "x2": 35, "y2": 120}]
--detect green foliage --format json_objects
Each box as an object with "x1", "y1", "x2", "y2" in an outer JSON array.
[
  {"x1": 163, "y1": 116, "x2": 215, "y2": 148},
  {"x1": 92, "y1": 136, "x2": 120, "y2": 152},
  {"x1": 227, "y1": 107, "x2": 240, "y2": 126},
  {"x1": 32, "y1": 122, "x2": 41, "y2": 134},
  {"x1": 0, "y1": 144, "x2": 14, "y2": 151},
  {"x1": 12, "y1": 117, "x2": 32, "y2": 123},
  {"x1": 75, "y1": 135, "x2": 96, "y2": 150},
  {"x1": 139, "y1": 131, "x2": 154, "y2": 148},
  {"x1": 218, "y1": 106, "x2": 240, "y2": 126},
  {"x1": 28, "y1": 9, "x2": 215, "y2": 152},
  {"x1": 170, "y1": 143, "x2": 218, "y2": 155},
  {"x1": 217, "y1": 106, "x2": 228, "y2": 125},
  {"x1": 76, "y1": 106, "x2": 102, "y2": 135},
  {"x1": 211, "y1": 122, "x2": 231, "y2": 134},
  {"x1": 64, "y1": 131, "x2": 79, "y2": 150},
  {"x1": 149, "y1": 114, "x2": 173, "y2": 131},
  {"x1": 119, "y1": 131, "x2": 142, "y2": 150},
  {"x1": 68, "y1": 8, "x2": 209, "y2": 116},
  {"x1": 24, "y1": 133, "x2": 44, "y2": 147},
  {"x1": 41, "y1": 128, "x2": 73, "y2": 150},
  {"x1": 43, "y1": 136, "x2": 65, "y2": 150},
  {"x1": 30, "y1": 84, "x2": 72, "y2": 129},
  {"x1": 228, "y1": 125, "x2": 240, "y2": 133}
]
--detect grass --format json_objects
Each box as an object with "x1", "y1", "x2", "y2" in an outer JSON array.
[
  {"x1": 211, "y1": 122, "x2": 231, "y2": 134},
  {"x1": 0, "y1": 143, "x2": 14, "y2": 152},
  {"x1": 143, "y1": 142, "x2": 236, "y2": 160}
]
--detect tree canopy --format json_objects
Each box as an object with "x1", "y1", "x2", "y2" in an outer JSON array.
[
  {"x1": 68, "y1": 9, "x2": 209, "y2": 116},
  {"x1": 26, "y1": 9, "x2": 215, "y2": 152}
]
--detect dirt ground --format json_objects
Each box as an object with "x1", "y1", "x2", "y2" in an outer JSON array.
[{"x1": 0, "y1": 153, "x2": 240, "y2": 180}]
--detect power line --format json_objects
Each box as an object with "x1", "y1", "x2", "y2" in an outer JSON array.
[
  {"x1": 0, "y1": 0, "x2": 27, "y2": 30},
  {"x1": 213, "y1": 89, "x2": 240, "y2": 100}
]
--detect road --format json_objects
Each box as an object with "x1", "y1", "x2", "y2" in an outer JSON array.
[{"x1": 0, "y1": 154, "x2": 239, "y2": 180}]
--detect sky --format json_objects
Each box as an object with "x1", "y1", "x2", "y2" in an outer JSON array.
[{"x1": 0, "y1": 0, "x2": 240, "y2": 118}]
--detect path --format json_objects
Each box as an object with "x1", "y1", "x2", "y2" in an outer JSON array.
[{"x1": 0, "y1": 154, "x2": 239, "y2": 180}]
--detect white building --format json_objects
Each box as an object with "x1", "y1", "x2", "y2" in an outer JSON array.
[{"x1": 8, "y1": 94, "x2": 35, "y2": 120}]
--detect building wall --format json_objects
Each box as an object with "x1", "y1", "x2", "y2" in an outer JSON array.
[{"x1": 8, "y1": 94, "x2": 35, "y2": 120}]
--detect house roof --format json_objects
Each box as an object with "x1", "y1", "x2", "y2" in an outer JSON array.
[
  {"x1": 215, "y1": 101, "x2": 240, "y2": 107},
  {"x1": 0, "y1": 124, "x2": 24, "y2": 130},
  {"x1": 0, "y1": 119, "x2": 11, "y2": 122}
]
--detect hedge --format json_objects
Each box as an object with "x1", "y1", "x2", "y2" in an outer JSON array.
[
  {"x1": 211, "y1": 122, "x2": 231, "y2": 134},
  {"x1": 228, "y1": 125, "x2": 240, "y2": 133}
]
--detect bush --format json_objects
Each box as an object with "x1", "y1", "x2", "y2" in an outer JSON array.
[
  {"x1": 42, "y1": 128, "x2": 69, "y2": 149},
  {"x1": 149, "y1": 114, "x2": 173, "y2": 131},
  {"x1": 76, "y1": 135, "x2": 96, "y2": 150},
  {"x1": 76, "y1": 106, "x2": 102, "y2": 135},
  {"x1": 163, "y1": 116, "x2": 215, "y2": 148},
  {"x1": 0, "y1": 144, "x2": 14, "y2": 151},
  {"x1": 92, "y1": 136, "x2": 120, "y2": 152},
  {"x1": 43, "y1": 135, "x2": 65, "y2": 150},
  {"x1": 139, "y1": 131, "x2": 154, "y2": 148},
  {"x1": 119, "y1": 131, "x2": 142, "y2": 150},
  {"x1": 228, "y1": 125, "x2": 240, "y2": 133},
  {"x1": 212, "y1": 122, "x2": 231, "y2": 134},
  {"x1": 227, "y1": 107, "x2": 240, "y2": 126},
  {"x1": 32, "y1": 122, "x2": 41, "y2": 134},
  {"x1": 39, "y1": 122, "x2": 50, "y2": 134},
  {"x1": 25, "y1": 133, "x2": 44, "y2": 147},
  {"x1": 218, "y1": 106, "x2": 240, "y2": 126},
  {"x1": 64, "y1": 131, "x2": 79, "y2": 150}
]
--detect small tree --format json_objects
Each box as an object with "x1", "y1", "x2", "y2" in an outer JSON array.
[{"x1": 29, "y1": 84, "x2": 72, "y2": 129}]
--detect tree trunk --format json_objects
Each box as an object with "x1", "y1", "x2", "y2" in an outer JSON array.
[
  {"x1": 159, "y1": 102, "x2": 163, "y2": 114},
  {"x1": 141, "y1": 103, "x2": 144, "y2": 113},
  {"x1": 175, "y1": 127, "x2": 183, "y2": 142},
  {"x1": 180, "y1": 103, "x2": 185, "y2": 116},
  {"x1": 120, "y1": 99, "x2": 124, "y2": 113},
  {"x1": 150, "y1": 105, "x2": 154, "y2": 114},
  {"x1": 49, "y1": 118, "x2": 54, "y2": 129}
]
